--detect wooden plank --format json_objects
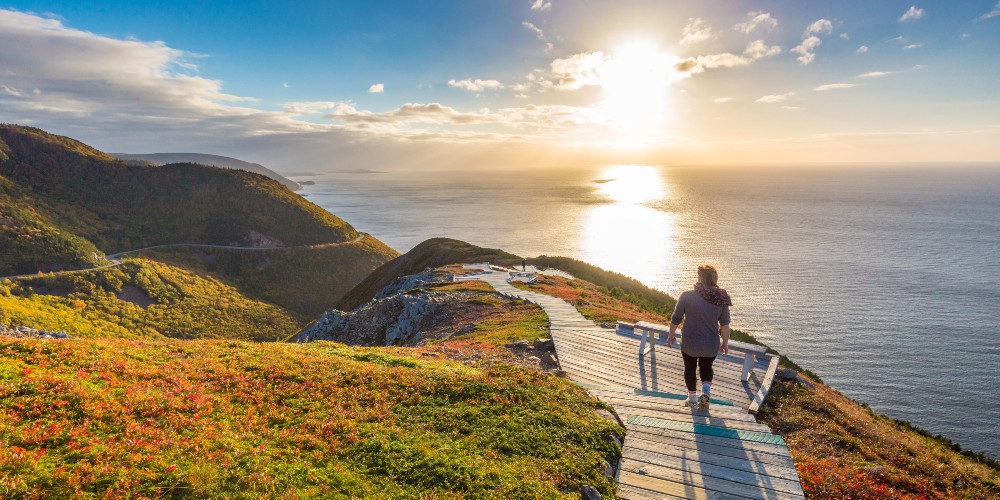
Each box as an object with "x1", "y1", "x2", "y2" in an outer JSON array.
[
  {"x1": 595, "y1": 397, "x2": 765, "y2": 428},
  {"x1": 618, "y1": 470, "x2": 715, "y2": 500},
  {"x1": 613, "y1": 405, "x2": 774, "y2": 433},
  {"x1": 748, "y1": 355, "x2": 781, "y2": 414},
  {"x1": 617, "y1": 483, "x2": 688, "y2": 500},
  {"x1": 583, "y1": 386, "x2": 744, "y2": 413},
  {"x1": 620, "y1": 458, "x2": 805, "y2": 499},
  {"x1": 624, "y1": 440, "x2": 802, "y2": 483},
  {"x1": 624, "y1": 425, "x2": 794, "y2": 460},
  {"x1": 626, "y1": 415, "x2": 786, "y2": 446},
  {"x1": 625, "y1": 431, "x2": 797, "y2": 469}
]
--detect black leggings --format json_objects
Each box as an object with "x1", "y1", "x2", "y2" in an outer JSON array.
[{"x1": 682, "y1": 351, "x2": 715, "y2": 392}]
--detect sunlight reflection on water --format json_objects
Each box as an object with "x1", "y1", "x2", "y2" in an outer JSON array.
[{"x1": 582, "y1": 166, "x2": 678, "y2": 288}]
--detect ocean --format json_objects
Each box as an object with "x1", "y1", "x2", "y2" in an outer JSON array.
[{"x1": 296, "y1": 164, "x2": 1000, "y2": 459}]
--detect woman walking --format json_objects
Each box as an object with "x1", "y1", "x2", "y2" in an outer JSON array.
[{"x1": 667, "y1": 264, "x2": 732, "y2": 409}]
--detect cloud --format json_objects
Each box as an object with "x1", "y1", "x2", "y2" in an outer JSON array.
[
  {"x1": 674, "y1": 40, "x2": 781, "y2": 77},
  {"x1": 840, "y1": 33, "x2": 850, "y2": 40},
  {"x1": 903, "y1": 43, "x2": 923, "y2": 50},
  {"x1": 283, "y1": 101, "x2": 341, "y2": 115},
  {"x1": 815, "y1": 83, "x2": 859, "y2": 91},
  {"x1": 327, "y1": 102, "x2": 501, "y2": 125},
  {"x1": 2, "y1": 85, "x2": 23, "y2": 97},
  {"x1": 857, "y1": 71, "x2": 891, "y2": 78},
  {"x1": 713, "y1": 97, "x2": 733, "y2": 104},
  {"x1": 803, "y1": 19, "x2": 833, "y2": 36},
  {"x1": 447, "y1": 78, "x2": 503, "y2": 92},
  {"x1": 530, "y1": 0, "x2": 552, "y2": 12},
  {"x1": 282, "y1": 82, "x2": 289, "y2": 88},
  {"x1": 792, "y1": 36, "x2": 822, "y2": 64},
  {"x1": 791, "y1": 19, "x2": 833, "y2": 65},
  {"x1": 0, "y1": 9, "x2": 277, "y2": 136},
  {"x1": 756, "y1": 92, "x2": 794, "y2": 104},
  {"x1": 733, "y1": 11, "x2": 777, "y2": 34},
  {"x1": 899, "y1": 6, "x2": 925, "y2": 22},
  {"x1": 522, "y1": 21, "x2": 544, "y2": 40},
  {"x1": 368, "y1": 83, "x2": 384, "y2": 93},
  {"x1": 550, "y1": 51, "x2": 607, "y2": 90},
  {"x1": 980, "y1": 2, "x2": 1000, "y2": 20},
  {"x1": 856, "y1": 45, "x2": 869, "y2": 54},
  {"x1": 680, "y1": 18, "x2": 714, "y2": 46}
]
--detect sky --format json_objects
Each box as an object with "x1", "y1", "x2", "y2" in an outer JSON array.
[{"x1": 1, "y1": 1, "x2": 999, "y2": 172}]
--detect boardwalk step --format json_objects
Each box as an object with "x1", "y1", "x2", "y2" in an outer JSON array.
[
  {"x1": 626, "y1": 415, "x2": 786, "y2": 446},
  {"x1": 576, "y1": 383, "x2": 735, "y2": 406}
]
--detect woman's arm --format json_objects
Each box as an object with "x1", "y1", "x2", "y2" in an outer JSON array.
[{"x1": 719, "y1": 324, "x2": 730, "y2": 355}]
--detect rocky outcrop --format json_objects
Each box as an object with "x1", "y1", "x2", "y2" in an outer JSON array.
[
  {"x1": 296, "y1": 292, "x2": 443, "y2": 346},
  {"x1": 373, "y1": 271, "x2": 449, "y2": 300},
  {"x1": 0, "y1": 324, "x2": 71, "y2": 340}
]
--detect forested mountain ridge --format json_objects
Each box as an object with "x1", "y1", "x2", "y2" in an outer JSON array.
[
  {"x1": 112, "y1": 152, "x2": 300, "y2": 190},
  {"x1": 0, "y1": 125, "x2": 369, "y2": 276}
]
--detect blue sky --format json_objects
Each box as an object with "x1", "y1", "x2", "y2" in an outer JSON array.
[{"x1": 1, "y1": 1, "x2": 998, "y2": 170}]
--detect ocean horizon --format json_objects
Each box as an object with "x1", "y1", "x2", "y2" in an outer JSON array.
[{"x1": 298, "y1": 163, "x2": 1000, "y2": 460}]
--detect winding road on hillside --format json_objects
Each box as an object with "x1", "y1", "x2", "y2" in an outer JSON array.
[{"x1": 0, "y1": 233, "x2": 370, "y2": 281}]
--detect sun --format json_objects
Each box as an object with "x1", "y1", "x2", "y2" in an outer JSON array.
[{"x1": 598, "y1": 41, "x2": 674, "y2": 145}]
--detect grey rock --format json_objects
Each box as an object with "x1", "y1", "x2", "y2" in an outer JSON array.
[
  {"x1": 527, "y1": 355, "x2": 541, "y2": 364},
  {"x1": 776, "y1": 368, "x2": 798, "y2": 380},
  {"x1": 533, "y1": 338, "x2": 555, "y2": 351},
  {"x1": 604, "y1": 431, "x2": 623, "y2": 450},
  {"x1": 595, "y1": 408, "x2": 623, "y2": 428},
  {"x1": 505, "y1": 339, "x2": 531, "y2": 350},
  {"x1": 539, "y1": 351, "x2": 558, "y2": 368},
  {"x1": 796, "y1": 376, "x2": 816, "y2": 389},
  {"x1": 601, "y1": 460, "x2": 615, "y2": 479},
  {"x1": 580, "y1": 485, "x2": 603, "y2": 500}
]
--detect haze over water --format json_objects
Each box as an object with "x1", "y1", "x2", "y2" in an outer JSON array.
[{"x1": 301, "y1": 164, "x2": 1000, "y2": 459}]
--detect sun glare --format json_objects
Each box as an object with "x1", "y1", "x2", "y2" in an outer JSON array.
[{"x1": 599, "y1": 41, "x2": 674, "y2": 145}]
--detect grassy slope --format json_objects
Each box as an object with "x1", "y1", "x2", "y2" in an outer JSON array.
[
  {"x1": 0, "y1": 259, "x2": 303, "y2": 341},
  {"x1": 135, "y1": 236, "x2": 400, "y2": 317},
  {"x1": 0, "y1": 338, "x2": 621, "y2": 499}
]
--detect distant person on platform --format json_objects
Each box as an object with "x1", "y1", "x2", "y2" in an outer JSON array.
[
  {"x1": 667, "y1": 264, "x2": 732, "y2": 409},
  {"x1": 522, "y1": 259, "x2": 526, "y2": 271}
]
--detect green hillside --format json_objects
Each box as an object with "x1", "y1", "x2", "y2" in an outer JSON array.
[
  {"x1": 0, "y1": 258, "x2": 303, "y2": 341},
  {"x1": 135, "y1": 236, "x2": 400, "y2": 317},
  {"x1": 0, "y1": 125, "x2": 364, "y2": 274}
]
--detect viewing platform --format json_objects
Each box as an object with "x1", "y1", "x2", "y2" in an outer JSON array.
[{"x1": 463, "y1": 264, "x2": 804, "y2": 499}]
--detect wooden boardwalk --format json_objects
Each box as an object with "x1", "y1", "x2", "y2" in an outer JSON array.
[{"x1": 463, "y1": 266, "x2": 804, "y2": 499}]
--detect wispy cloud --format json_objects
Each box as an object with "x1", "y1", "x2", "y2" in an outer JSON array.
[
  {"x1": 792, "y1": 19, "x2": 833, "y2": 65},
  {"x1": 368, "y1": 83, "x2": 384, "y2": 93},
  {"x1": 803, "y1": 19, "x2": 833, "y2": 37},
  {"x1": 713, "y1": 97, "x2": 733, "y2": 104},
  {"x1": 680, "y1": 18, "x2": 714, "y2": 46},
  {"x1": 815, "y1": 83, "x2": 859, "y2": 91},
  {"x1": 674, "y1": 40, "x2": 781, "y2": 77},
  {"x1": 530, "y1": 0, "x2": 552, "y2": 12},
  {"x1": 447, "y1": 78, "x2": 503, "y2": 92},
  {"x1": 904, "y1": 43, "x2": 923, "y2": 50},
  {"x1": 522, "y1": 21, "x2": 544, "y2": 40},
  {"x1": 856, "y1": 45, "x2": 869, "y2": 54},
  {"x1": 979, "y1": 2, "x2": 1000, "y2": 20},
  {"x1": 792, "y1": 36, "x2": 822, "y2": 64},
  {"x1": 756, "y1": 92, "x2": 795, "y2": 104},
  {"x1": 857, "y1": 71, "x2": 892, "y2": 78},
  {"x1": 733, "y1": 11, "x2": 777, "y2": 34},
  {"x1": 899, "y1": 6, "x2": 925, "y2": 22}
]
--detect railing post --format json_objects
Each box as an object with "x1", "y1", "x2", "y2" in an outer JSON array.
[{"x1": 742, "y1": 353, "x2": 754, "y2": 382}]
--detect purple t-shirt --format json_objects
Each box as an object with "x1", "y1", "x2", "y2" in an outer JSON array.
[{"x1": 671, "y1": 289, "x2": 731, "y2": 358}]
